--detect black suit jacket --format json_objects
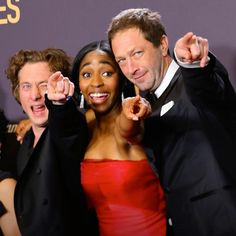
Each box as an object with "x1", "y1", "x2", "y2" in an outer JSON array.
[
  {"x1": 14, "y1": 99, "x2": 90, "y2": 236},
  {"x1": 144, "y1": 53, "x2": 236, "y2": 236}
]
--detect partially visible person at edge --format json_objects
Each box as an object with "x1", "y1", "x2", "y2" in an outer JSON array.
[
  {"x1": 0, "y1": 110, "x2": 8, "y2": 153},
  {"x1": 5, "y1": 48, "x2": 91, "y2": 235},
  {"x1": 0, "y1": 171, "x2": 20, "y2": 236},
  {"x1": 45, "y1": 40, "x2": 167, "y2": 236},
  {"x1": 0, "y1": 110, "x2": 20, "y2": 236},
  {"x1": 107, "y1": 8, "x2": 236, "y2": 236}
]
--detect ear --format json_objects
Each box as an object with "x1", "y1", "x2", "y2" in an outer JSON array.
[{"x1": 160, "y1": 35, "x2": 169, "y2": 56}]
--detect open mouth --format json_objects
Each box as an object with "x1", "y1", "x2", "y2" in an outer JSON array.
[
  {"x1": 89, "y1": 92, "x2": 109, "y2": 104},
  {"x1": 31, "y1": 104, "x2": 46, "y2": 114}
]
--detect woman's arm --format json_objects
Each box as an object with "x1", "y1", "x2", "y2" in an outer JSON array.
[{"x1": 117, "y1": 95, "x2": 151, "y2": 144}]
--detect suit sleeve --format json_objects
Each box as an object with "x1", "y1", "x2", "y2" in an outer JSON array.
[
  {"x1": 45, "y1": 96, "x2": 89, "y2": 194},
  {"x1": 178, "y1": 52, "x2": 236, "y2": 142}
]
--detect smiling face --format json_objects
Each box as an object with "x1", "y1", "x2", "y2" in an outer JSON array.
[
  {"x1": 111, "y1": 28, "x2": 170, "y2": 92},
  {"x1": 18, "y1": 62, "x2": 51, "y2": 129},
  {"x1": 79, "y1": 50, "x2": 121, "y2": 114}
]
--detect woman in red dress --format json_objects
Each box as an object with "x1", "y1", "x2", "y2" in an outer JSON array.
[{"x1": 47, "y1": 40, "x2": 166, "y2": 236}]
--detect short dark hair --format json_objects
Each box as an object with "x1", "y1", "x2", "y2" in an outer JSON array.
[{"x1": 107, "y1": 8, "x2": 167, "y2": 48}]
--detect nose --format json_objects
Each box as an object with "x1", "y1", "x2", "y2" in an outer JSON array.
[
  {"x1": 91, "y1": 74, "x2": 104, "y2": 87},
  {"x1": 30, "y1": 85, "x2": 43, "y2": 100},
  {"x1": 125, "y1": 58, "x2": 138, "y2": 76}
]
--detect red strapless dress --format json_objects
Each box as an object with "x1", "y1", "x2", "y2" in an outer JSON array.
[{"x1": 81, "y1": 159, "x2": 166, "y2": 236}]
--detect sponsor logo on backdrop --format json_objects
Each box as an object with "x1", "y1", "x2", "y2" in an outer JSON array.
[
  {"x1": 0, "y1": 0, "x2": 20, "y2": 25},
  {"x1": 7, "y1": 123, "x2": 17, "y2": 133}
]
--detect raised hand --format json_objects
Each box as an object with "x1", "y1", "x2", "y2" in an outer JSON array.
[
  {"x1": 47, "y1": 71, "x2": 74, "y2": 104},
  {"x1": 122, "y1": 95, "x2": 151, "y2": 121},
  {"x1": 174, "y1": 32, "x2": 209, "y2": 67}
]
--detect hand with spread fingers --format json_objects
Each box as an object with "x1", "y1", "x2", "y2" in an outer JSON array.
[
  {"x1": 122, "y1": 95, "x2": 151, "y2": 121},
  {"x1": 174, "y1": 32, "x2": 209, "y2": 67},
  {"x1": 47, "y1": 71, "x2": 74, "y2": 104}
]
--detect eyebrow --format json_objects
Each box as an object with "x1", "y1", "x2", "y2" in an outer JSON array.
[{"x1": 114, "y1": 48, "x2": 136, "y2": 60}]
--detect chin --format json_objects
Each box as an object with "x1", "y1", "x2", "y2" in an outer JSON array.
[{"x1": 33, "y1": 117, "x2": 48, "y2": 128}]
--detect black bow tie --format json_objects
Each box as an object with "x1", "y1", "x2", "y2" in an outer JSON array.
[{"x1": 145, "y1": 92, "x2": 158, "y2": 105}]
